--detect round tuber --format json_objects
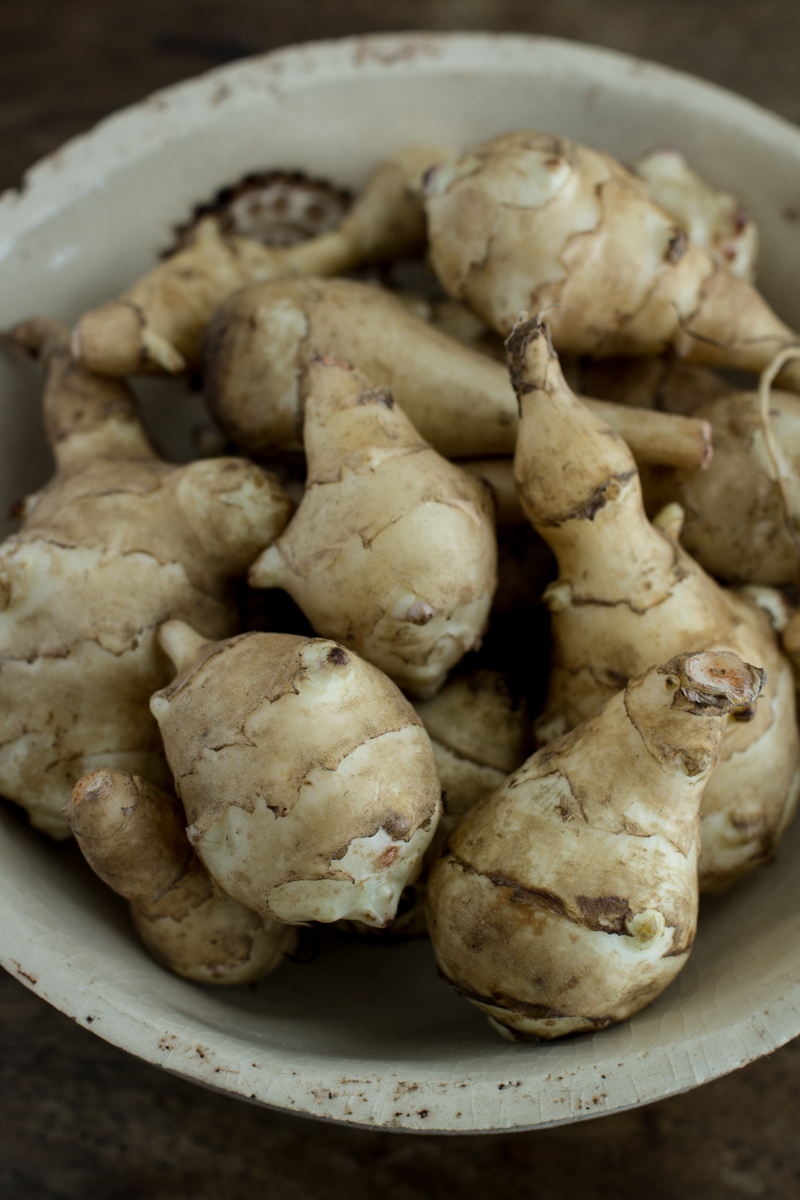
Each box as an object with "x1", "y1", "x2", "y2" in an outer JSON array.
[
  {"x1": 149, "y1": 622, "x2": 443, "y2": 927},
  {"x1": 428, "y1": 650, "x2": 765, "y2": 1040},
  {"x1": 641, "y1": 388, "x2": 800, "y2": 586},
  {"x1": 631, "y1": 148, "x2": 758, "y2": 282},
  {"x1": 424, "y1": 131, "x2": 800, "y2": 389}
]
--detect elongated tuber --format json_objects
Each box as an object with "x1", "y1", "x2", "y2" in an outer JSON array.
[
  {"x1": 149, "y1": 622, "x2": 442, "y2": 926},
  {"x1": 632, "y1": 148, "x2": 758, "y2": 281},
  {"x1": 72, "y1": 145, "x2": 448, "y2": 376},
  {"x1": 428, "y1": 650, "x2": 764, "y2": 1040},
  {"x1": 460, "y1": 400, "x2": 713, "y2": 525},
  {"x1": 424, "y1": 131, "x2": 800, "y2": 388},
  {"x1": 509, "y1": 315, "x2": 800, "y2": 891},
  {"x1": 0, "y1": 320, "x2": 292, "y2": 838},
  {"x1": 249, "y1": 356, "x2": 498, "y2": 697},
  {"x1": 64, "y1": 769, "x2": 296, "y2": 983},
  {"x1": 203, "y1": 276, "x2": 712, "y2": 467}
]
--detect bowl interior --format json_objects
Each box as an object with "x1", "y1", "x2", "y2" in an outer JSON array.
[{"x1": 2, "y1": 32, "x2": 800, "y2": 1133}]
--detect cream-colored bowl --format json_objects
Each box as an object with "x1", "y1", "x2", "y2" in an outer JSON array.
[{"x1": 3, "y1": 32, "x2": 800, "y2": 1133}]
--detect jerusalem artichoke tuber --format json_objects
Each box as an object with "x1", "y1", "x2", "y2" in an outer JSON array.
[
  {"x1": 72, "y1": 146, "x2": 448, "y2": 377},
  {"x1": 64, "y1": 769, "x2": 296, "y2": 984},
  {"x1": 632, "y1": 148, "x2": 758, "y2": 282},
  {"x1": 428, "y1": 650, "x2": 764, "y2": 1040},
  {"x1": 249, "y1": 356, "x2": 498, "y2": 697},
  {"x1": 509, "y1": 314, "x2": 800, "y2": 892},
  {"x1": 203, "y1": 276, "x2": 712, "y2": 468},
  {"x1": 0, "y1": 320, "x2": 292, "y2": 838},
  {"x1": 424, "y1": 131, "x2": 800, "y2": 388},
  {"x1": 149, "y1": 622, "x2": 443, "y2": 927},
  {"x1": 641, "y1": 387, "x2": 800, "y2": 586},
  {"x1": 416, "y1": 669, "x2": 531, "y2": 847}
]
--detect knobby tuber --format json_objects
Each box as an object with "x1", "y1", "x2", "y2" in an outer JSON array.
[
  {"x1": 632, "y1": 148, "x2": 758, "y2": 282},
  {"x1": 428, "y1": 651, "x2": 764, "y2": 1040},
  {"x1": 416, "y1": 669, "x2": 531, "y2": 847},
  {"x1": 149, "y1": 622, "x2": 443, "y2": 926},
  {"x1": 0, "y1": 320, "x2": 292, "y2": 838},
  {"x1": 203, "y1": 276, "x2": 712, "y2": 468},
  {"x1": 460, "y1": 408, "x2": 712, "y2": 527},
  {"x1": 643, "y1": 388, "x2": 800, "y2": 586},
  {"x1": 64, "y1": 769, "x2": 297, "y2": 984},
  {"x1": 72, "y1": 145, "x2": 448, "y2": 376},
  {"x1": 249, "y1": 356, "x2": 498, "y2": 697},
  {"x1": 509, "y1": 315, "x2": 800, "y2": 891},
  {"x1": 424, "y1": 131, "x2": 800, "y2": 388}
]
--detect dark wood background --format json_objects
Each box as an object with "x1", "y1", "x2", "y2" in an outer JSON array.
[{"x1": 3, "y1": 3, "x2": 800, "y2": 1197}]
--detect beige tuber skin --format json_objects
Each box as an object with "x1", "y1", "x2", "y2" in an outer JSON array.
[
  {"x1": 203, "y1": 276, "x2": 712, "y2": 468},
  {"x1": 149, "y1": 621, "x2": 443, "y2": 927},
  {"x1": 510, "y1": 315, "x2": 800, "y2": 892},
  {"x1": 460, "y1": 399, "x2": 713, "y2": 525},
  {"x1": 339, "y1": 670, "x2": 531, "y2": 941},
  {"x1": 416, "y1": 670, "x2": 532, "y2": 828},
  {"x1": 249, "y1": 356, "x2": 498, "y2": 697},
  {"x1": 428, "y1": 650, "x2": 765, "y2": 1041},
  {"x1": 632, "y1": 148, "x2": 758, "y2": 282},
  {"x1": 64, "y1": 769, "x2": 296, "y2": 984},
  {"x1": 0, "y1": 319, "x2": 292, "y2": 838},
  {"x1": 71, "y1": 145, "x2": 448, "y2": 377},
  {"x1": 424, "y1": 131, "x2": 800, "y2": 390},
  {"x1": 642, "y1": 388, "x2": 800, "y2": 586},
  {"x1": 415, "y1": 669, "x2": 532, "y2": 871}
]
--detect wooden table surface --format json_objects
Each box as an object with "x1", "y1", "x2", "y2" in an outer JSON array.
[{"x1": 3, "y1": 3, "x2": 800, "y2": 1197}]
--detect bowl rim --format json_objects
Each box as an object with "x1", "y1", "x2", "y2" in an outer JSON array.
[{"x1": 3, "y1": 28, "x2": 800, "y2": 1134}]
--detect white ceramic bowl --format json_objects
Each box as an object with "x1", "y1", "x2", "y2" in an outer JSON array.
[{"x1": 3, "y1": 31, "x2": 800, "y2": 1134}]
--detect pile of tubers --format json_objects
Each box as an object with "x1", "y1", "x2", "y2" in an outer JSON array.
[{"x1": 4, "y1": 126, "x2": 800, "y2": 1036}]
